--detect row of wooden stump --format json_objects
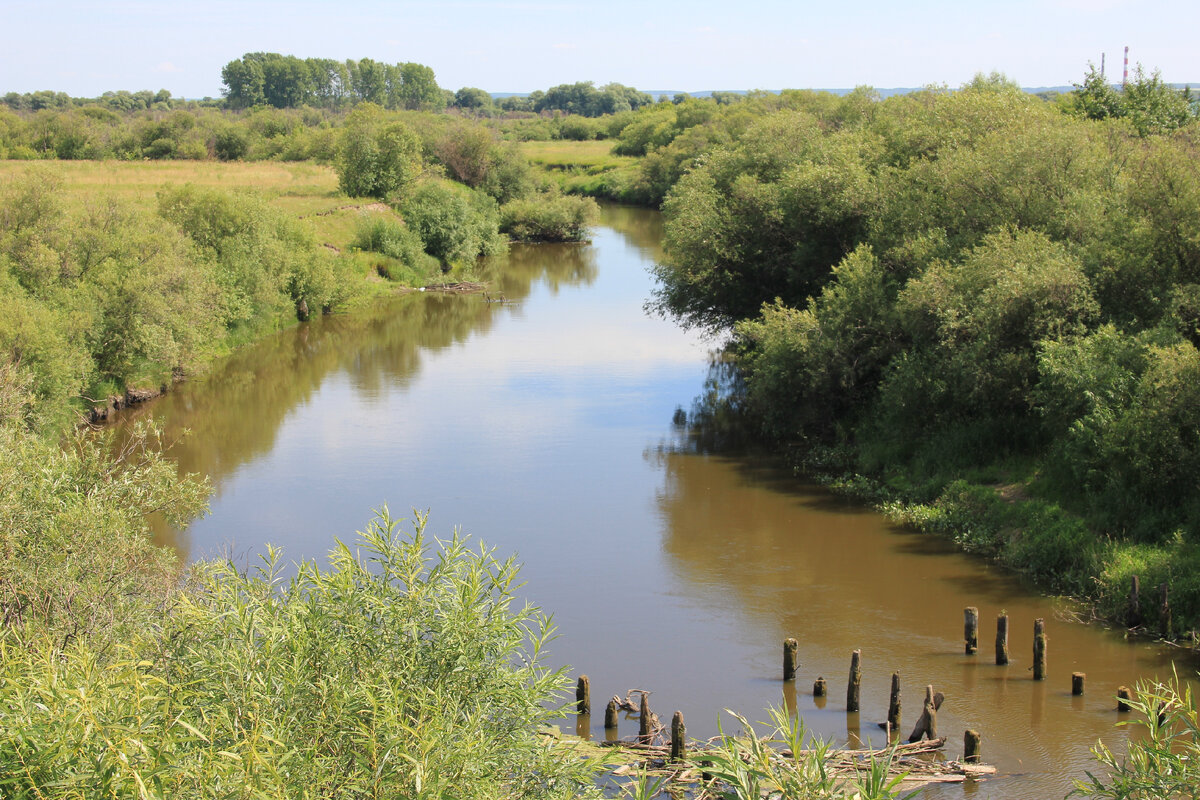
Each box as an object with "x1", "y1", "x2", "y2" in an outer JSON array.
[
  {"x1": 573, "y1": 674, "x2": 981, "y2": 765},
  {"x1": 961, "y1": 608, "x2": 1139, "y2": 709},
  {"x1": 570, "y1": 603, "x2": 1153, "y2": 776}
]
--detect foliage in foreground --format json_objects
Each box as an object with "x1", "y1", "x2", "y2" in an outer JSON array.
[
  {"x1": 0, "y1": 507, "x2": 596, "y2": 800},
  {"x1": 693, "y1": 706, "x2": 917, "y2": 800},
  {"x1": 1071, "y1": 674, "x2": 1199, "y2": 800},
  {"x1": 0, "y1": 422, "x2": 207, "y2": 653}
]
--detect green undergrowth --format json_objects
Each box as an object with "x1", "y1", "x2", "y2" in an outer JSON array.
[
  {"x1": 0, "y1": 487, "x2": 599, "y2": 799},
  {"x1": 807, "y1": 446, "x2": 1200, "y2": 640}
]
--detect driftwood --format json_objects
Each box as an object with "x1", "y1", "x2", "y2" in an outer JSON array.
[
  {"x1": 908, "y1": 686, "x2": 945, "y2": 742},
  {"x1": 598, "y1": 734, "x2": 996, "y2": 788}
]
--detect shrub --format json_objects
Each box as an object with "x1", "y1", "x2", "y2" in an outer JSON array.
[
  {"x1": 336, "y1": 104, "x2": 422, "y2": 200},
  {"x1": 0, "y1": 509, "x2": 596, "y2": 800},
  {"x1": 351, "y1": 212, "x2": 439, "y2": 276},
  {"x1": 400, "y1": 180, "x2": 506, "y2": 266},
  {"x1": 1072, "y1": 674, "x2": 1200, "y2": 799},
  {"x1": 499, "y1": 193, "x2": 598, "y2": 242}
]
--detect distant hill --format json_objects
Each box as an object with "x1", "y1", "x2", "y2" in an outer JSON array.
[{"x1": 493, "y1": 83, "x2": 1197, "y2": 102}]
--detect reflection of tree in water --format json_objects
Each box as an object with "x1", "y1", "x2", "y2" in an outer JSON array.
[
  {"x1": 480, "y1": 240, "x2": 599, "y2": 298},
  {"x1": 597, "y1": 203, "x2": 665, "y2": 260},
  {"x1": 670, "y1": 353, "x2": 751, "y2": 455},
  {"x1": 111, "y1": 237, "x2": 606, "y2": 511}
]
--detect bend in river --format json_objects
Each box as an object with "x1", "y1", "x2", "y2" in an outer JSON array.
[{"x1": 117, "y1": 204, "x2": 1198, "y2": 799}]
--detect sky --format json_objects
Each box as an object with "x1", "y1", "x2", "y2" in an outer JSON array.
[{"x1": 2, "y1": 0, "x2": 1197, "y2": 98}]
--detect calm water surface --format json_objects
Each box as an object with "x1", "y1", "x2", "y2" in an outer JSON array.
[{"x1": 119, "y1": 206, "x2": 1196, "y2": 799}]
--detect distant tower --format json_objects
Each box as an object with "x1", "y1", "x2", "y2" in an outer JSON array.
[
  {"x1": 1101, "y1": 52, "x2": 1106, "y2": 77},
  {"x1": 1123, "y1": 46, "x2": 1129, "y2": 87}
]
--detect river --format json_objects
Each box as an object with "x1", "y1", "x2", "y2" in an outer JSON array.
[{"x1": 117, "y1": 205, "x2": 1196, "y2": 799}]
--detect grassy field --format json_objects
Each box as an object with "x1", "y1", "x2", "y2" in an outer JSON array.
[
  {"x1": 518, "y1": 139, "x2": 635, "y2": 171},
  {"x1": 0, "y1": 160, "x2": 392, "y2": 253},
  {"x1": 518, "y1": 140, "x2": 640, "y2": 199}
]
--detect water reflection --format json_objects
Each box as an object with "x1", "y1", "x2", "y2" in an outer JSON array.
[
  {"x1": 109, "y1": 203, "x2": 1198, "y2": 800},
  {"x1": 648, "y1": 440, "x2": 1199, "y2": 798},
  {"x1": 114, "y1": 237, "x2": 601, "y2": 552}
]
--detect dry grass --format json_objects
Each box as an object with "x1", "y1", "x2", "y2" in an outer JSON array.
[
  {"x1": 518, "y1": 140, "x2": 634, "y2": 169},
  {"x1": 0, "y1": 160, "x2": 379, "y2": 249}
]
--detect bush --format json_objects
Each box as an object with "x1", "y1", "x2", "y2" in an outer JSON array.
[
  {"x1": 1072, "y1": 674, "x2": 1200, "y2": 799},
  {"x1": 499, "y1": 193, "x2": 598, "y2": 242},
  {"x1": 351, "y1": 212, "x2": 439, "y2": 277},
  {"x1": 0, "y1": 509, "x2": 596, "y2": 800},
  {"x1": 336, "y1": 104, "x2": 422, "y2": 200},
  {"x1": 0, "y1": 422, "x2": 207, "y2": 652},
  {"x1": 400, "y1": 180, "x2": 506, "y2": 266}
]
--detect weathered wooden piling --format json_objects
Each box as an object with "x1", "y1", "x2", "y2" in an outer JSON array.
[
  {"x1": 964, "y1": 607, "x2": 979, "y2": 655},
  {"x1": 1160, "y1": 582, "x2": 1172, "y2": 640},
  {"x1": 639, "y1": 692, "x2": 653, "y2": 742},
  {"x1": 995, "y1": 613, "x2": 1009, "y2": 665},
  {"x1": 1117, "y1": 686, "x2": 1133, "y2": 712},
  {"x1": 1033, "y1": 619, "x2": 1047, "y2": 681},
  {"x1": 604, "y1": 699, "x2": 619, "y2": 730},
  {"x1": 670, "y1": 711, "x2": 686, "y2": 761},
  {"x1": 908, "y1": 685, "x2": 939, "y2": 742},
  {"x1": 1128, "y1": 575, "x2": 1142, "y2": 627},
  {"x1": 784, "y1": 637, "x2": 799, "y2": 681},
  {"x1": 847, "y1": 650, "x2": 862, "y2": 712},
  {"x1": 887, "y1": 672, "x2": 902, "y2": 734},
  {"x1": 576, "y1": 675, "x2": 591, "y2": 715},
  {"x1": 964, "y1": 730, "x2": 981, "y2": 763},
  {"x1": 1072, "y1": 672, "x2": 1086, "y2": 696},
  {"x1": 814, "y1": 676, "x2": 827, "y2": 698}
]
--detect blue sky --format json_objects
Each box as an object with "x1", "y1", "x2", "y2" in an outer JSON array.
[{"x1": 3, "y1": 0, "x2": 1196, "y2": 97}]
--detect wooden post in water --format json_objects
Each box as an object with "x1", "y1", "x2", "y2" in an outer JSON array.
[
  {"x1": 908, "y1": 684, "x2": 939, "y2": 742},
  {"x1": 924, "y1": 686, "x2": 938, "y2": 740},
  {"x1": 847, "y1": 650, "x2": 862, "y2": 712},
  {"x1": 995, "y1": 613, "x2": 1009, "y2": 665},
  {"x1": 814, "y1": 676, "x2": 827, "y2": 698},
  {"x1": 1072, "y1": 673, "x2": 1086, "y2": 696},
  {"x1": 670, "y1": 711, "x2": 686, "y2": 761},
  {"x1": 639, "y1": 692, "x2": 653, "y2": 742},
  {"x1": 576, "y1": 675, "x2": 590, "y2": 715},
  {"x1": 1117, "y1": 686, "x2": 1133, "y2": 712},
  {"x1": 887, "y1": 672, "x2": 902, "y2": 734},
  {"x1": 1128, "y1": 575, "x2": 1142, "y2": 627},
  {"x1": 784, "y1": 637, "x2": 799, "y2": 681},
  {"x1": 964, "y1": 730, "x2": 981, "y2": 763},
  {"x1": 604, "y1": 699, "x2": 619, "y2": 730},
  {"x1": 964, "y1": 607, "x2": 979, "y2": 655},
  {"x1": 1033, "y1": 619, "x2": 1047, "y2": 681},
  {"x1": 1160, "y1": 583, "x2": 1172, "y2": 640}
]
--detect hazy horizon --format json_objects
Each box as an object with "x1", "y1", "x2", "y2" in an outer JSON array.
[{"x1": 4, "y1": 0, "x2": 1197, "y2": 99}]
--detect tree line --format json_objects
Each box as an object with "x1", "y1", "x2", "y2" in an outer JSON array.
[{"x1": 644, "y1": 70, "x2": 1200, "y2": 634}]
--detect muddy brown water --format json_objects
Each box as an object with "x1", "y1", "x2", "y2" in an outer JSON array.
[{"x1": 116, "y1": 205, "x2": 1197, "y2": 799}]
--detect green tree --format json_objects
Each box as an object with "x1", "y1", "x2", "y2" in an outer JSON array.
[
  {"x1": 220, "y1": 55, "x2": 266, "y2": 109},
  {"x1": 453, "y1": 86, "x2": 493, "y2": 111},
  {"x1": 397, "y1": 62, "x2": 444, "y2": 111},
  {"x1": 335, "y1": 104, "x2": 422, "y2": 199},
  {"x1": 1123, "y1": 64, "x2": 1194, "y2": 136}
]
